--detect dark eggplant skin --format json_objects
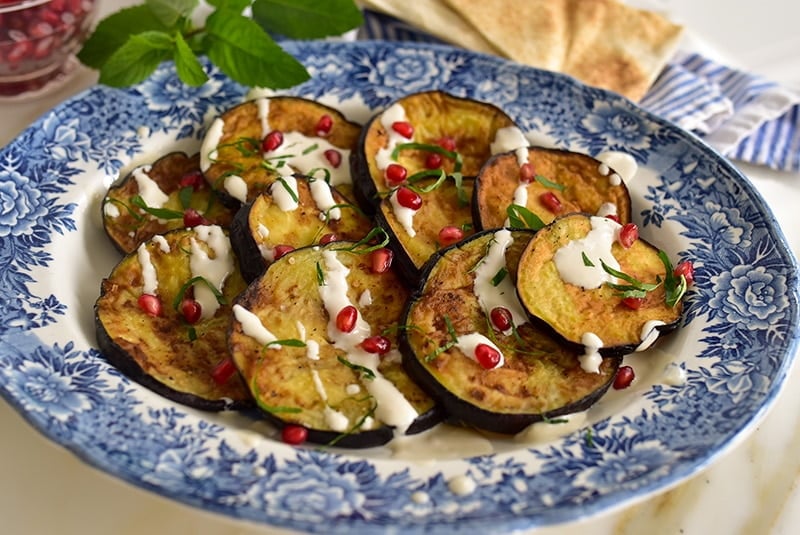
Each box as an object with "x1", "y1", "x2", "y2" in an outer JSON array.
[
  {"x1": 515, "y1": 213, "x2": 683, "y2": 358},
  {"x1": 399, "y1": 228, "x2": 621, "y2": 435}
]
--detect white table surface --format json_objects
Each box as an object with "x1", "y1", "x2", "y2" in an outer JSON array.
[{"x1": 2, "y1": 1, "x2": 799, "y2": 534}]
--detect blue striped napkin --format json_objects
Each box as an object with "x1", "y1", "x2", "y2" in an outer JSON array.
[{"x1": 359, "y1": 10, "x2": 800, "y2": 173}]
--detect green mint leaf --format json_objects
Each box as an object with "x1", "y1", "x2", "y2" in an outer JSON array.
[
  {"x1": 206, "y1": 0, "x2": 251, "y2": 11},
  {"x1": 146, "y1": 0, "x2": 198, "y2": 27},
  {"x1": 131, "y1": 194, "x2": 184, "y2": 219},
  {"x1": 174, "y1": 32, "x2": 208, "y2": 86},
  {"x1": 337, "y1": 356, "x2": 376, "y2": 380},
  {"x1": 252, "y1": 0, "x2": 363, "y2": 39},
  {"x1": 658, "y1": 251, "x2": 688, "y2": 307},
  {"x1": 491, "y1": 267, "x2": 508, "y2": 287},
  {"x1": 98, "y1": 31, "x2": 174, "y2": 87},
  {"x1": 77, "y1": 5, "x2": 169, "y2": 69},
  {"x1": 265, "y1": 338, "x2": 307, "y2": 348},
  {"x1": 205, "y1": 9, "x2": 310, "y2": 89},
  {"x1": 506, "y1": 204, "x2": 545, "y2": 230},
  {"x1": 582, "y1": 252, "x2": 595, "y2": 267},
  {"x1": 535, "y1": 174, "x2": 566, "y2": 191}
]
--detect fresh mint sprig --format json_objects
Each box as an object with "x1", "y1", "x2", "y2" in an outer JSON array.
[{"x1": 78, "y1": 0, "x2": 363, "y2": 89}]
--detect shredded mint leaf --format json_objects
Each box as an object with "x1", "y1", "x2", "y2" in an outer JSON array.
[
  {"x1": 77, "y1": 5, "x2": 169, "y2": 68},
  {"x1": 174, "y1": 31, "x2": 208, "y2": 86},
  {"x1": 506, "y1": 204, "x2": 545, "y2": 230},
  {"x1": 582, "y1": 252, "x2": 595, "y2": 267},
  {"x1": 491, "y1": 267, "x2": 508, "y2": 287},
  {"x1": 658, "y1": 251, "x2": 688, "y2": 307},
  {"x1": 252, "y1": 0, "x2": 363, "y2": 39},
  {"x1": 535, "y1": 175, "x2": 565, "y2": 191},
  {"x1": 131, "y1": 194, "x2": 184, "y2": 220},
  {"x1": 266, "y1": 338, "x2": 307, "y2": 349},
  {"x1": 337, "y1": 356, "x2": 376, "y2": 380},
  {"x1": 205, "y1": 8, "x2": 310, "y2": 89},
  {"x1": 98, "y1": 31, "x2": 174, "y2": 87},
  {"x1": 146, "y1": 0, "x2": 198, "y2": 27}
]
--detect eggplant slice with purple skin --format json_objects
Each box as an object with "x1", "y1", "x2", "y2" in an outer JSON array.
[
  {"x1": 95, "y1": 225, "x2": 251, "y2": 411},
  {"x1": 400, "y1": 228, "x2": 621, "y2": 435},
  {"x1": 200, "y1": 96, "x2": 362, "y2": 206},
  {"x1": 516, "y1": 213, "x2": 684, "y2": 357},
  {"x1": 230, "y1": 174, "x2": 373, "y2": 282},
  {"x1": 228, "y1": 242, "x2": 441, "y2": 448},
  {"x1": 101, "y1": 152, "x2": 236, "y2": 254}
]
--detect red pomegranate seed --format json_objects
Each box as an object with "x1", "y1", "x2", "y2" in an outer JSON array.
[
  {"x1": 336, "y1": 306, "x2": 358, "y2": 333},
  {"x1": 618, "y1": 223, "x2": 639, "y2": 248},
  {"x1": 51, "y1": 0, "x2": 66, "y2": 11},
  {"x1": 29, "y1": 21, "x2": 53, "y2": 39},
  {"x1": 474, "y1": 343, "x2": 502, "y2": 370},
  {"x1": 6, "y1": 41, "x2": 32, "y2": 64},
  {"x1": 323, "y1": 149, "x2": 342, "y2": 168},
  {"x1": 211, "y1": 358, "x2": 237, "y2": 386},
  {"x1": 273, "y1": 244, "x2": 295, "y2": 260},
  {"x1": 425, "y1": 152, "x2": 443, "y2": 169},
  {"x1": 674, "y1": 260, "x2": 695, "y2": 285},
  {"x1": 438, "y1": 225, "x2": 464, "y2": 246},
  {"x1": 319, "y1": 233, "x2": 338, "y2": 245},
  {"x1": 605, "y1": 214, "x2": 621, "y2": 224},
  {"x1": 360, "y1": 335, "x2": 391, "y2": 355},
  {"x1": 179, "y1": 170, "x2": 205, "y2": 191},
  {"x1": 137, "y1": 294, "x2": 162, "y2": 317},
  {"x1": 436, "y1": 136, "x2": 457, "y2": 152},
  {"x1": 519, "y1": 162, "x2": 535, "y2": 183},
  {"x1": 316, "y1": 114, "x2": 333, "y2": 136},
  {"x1": 391, "y1": 121, "x2": 414, "y2": 139},
  {"x1": 385, "y1": 163, "x2": 407, "y2": 186},
  {"x1": 41, "y1": 9, "x2": 61, "y2": 26},
  {"x1": 262, "y1": 130, "x2": 284, "y2": 152},
  {"x1": 371, "y1": 248, "x2": 394, "y2": 273},
  {"x1": 540, "y1": 191, "x2": 562, "y2": 214},
  {"x1": 396, "y1": 186, "x2": 422, "y2": 210},
  {"x1": 180, "y1": 298, "x2": 202, "y2": 324},
  {"x1": 281, "y1": 424, "x2": 308, "y2": 445},
  {"x1": 183, "y1": 208, "x2": 209, "y2": 228},
  {"x1": 489, "y1": 307, "x2": 513, "y2": 332},
  {"x1": 622, "y1": 296, "x2": 644, "y2": 310},
  {"x1": 613, "y1": 365, "x2": 635, "y2": 390}
]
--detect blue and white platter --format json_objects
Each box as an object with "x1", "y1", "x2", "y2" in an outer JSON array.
[{"x1": 0, "y1": 41, "x2": 798, "y2": 534}]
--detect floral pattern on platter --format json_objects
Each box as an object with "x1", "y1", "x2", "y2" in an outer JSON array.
[{"x1": 0, "y1": 41, "x2": 798, "y2": 534}]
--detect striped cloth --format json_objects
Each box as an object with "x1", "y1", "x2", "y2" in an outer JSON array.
[{"x1": 359, "y1": 10, "x2": 800, "y2": 173}]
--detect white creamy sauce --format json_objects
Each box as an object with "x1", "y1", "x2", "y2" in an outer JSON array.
[
  {"x1": 103, "y1": 202, "x2": 120, "y2": 218},
  {"x1": 132, "y1": 165, "x2": 169, "y2": 209},
  {"x1": 579, "y1": 332, "x2": 604, "y2": 373},
  {"x1": 553, "y1": 216, "x2": 621, "y2": 289},
  {"x1": 472, "y1": 229, "x2": 528, "y2": 333},
  {"x1": 256, "y1": 97, "x2": 271, "y2": 139},
  {"x1": 257, "y1": 223, "x2": 270, "y2": 240},
  {"x1": 514, "y1": 146, "x2": 530, "y2": 166},
  {"x1": 662, "y1": 362, "x2": 687, "y2": 386},
  {"x1": 311, "y1": 369, "x2": 350, "y2": 432},
  {"x1": 200, "y1": 117, "x2": 225, "y2": 172},
  {"x1": 375, "y1": 103, "x2": 410, "y2": 172},
  {"x1": 309, "y1": 178, "x2": 341, "y2": 220},
  {"x1": 137, "y1": 243, "x2": 158, "y2": 295},
  {"x1": 319, "y1": 250, "x2": 371, "y2": 344},
  {"x1": 346, "y1": 383, "x2": 361, "y2": 395},
  {"x1": 259, "y1": 244, "x2": 276, "y2": 262},
  {"x1": 271, "y1": 173, "x2": 300, "y2": 212},
  {"x1": 455, "y1": 332, "x2": 505, "y2": 369},
  {"x1": 637, "y1": 320, "x2": 666, "y2": 351},
  {"x1": 389, "y1": 188, "x2": 417, "y2": 238},
  {"x1": 358, "y1": 289, "x2": 373, "y2": 307},
  {"x1": 306, "y1": 340, "x2": 320, "y2": 361},
  {"x1": 151, "y1": 235, "x2": 170, "y2": 253},
  {"x1": 190, "y1": 225, "x2": 234, "y2": 320},
  {"x1": 511, "y1": 182, "x2": 529, "y2": 208},
  {"x1": 232, "y1": 304, "x2": 280, "y2": 347},
  {"x1": 264, "y1": 131, "x2": 352, "y2": 187},
  {"x1": 515, "y1": 411, "x2": 588, "y2": 444},
  {"x1": 596, "y1": 202, "x2": 618, "y2": 218},
  {"x1": 224, "y1": 174, "x2": 248, "y2": 203},
  {"x1": 296, "y1": 321, "x2": 307, "y2": 341},
  {"x1": 447, "y1": 474, "x2": 477, "y2": 496},
  {"x1": 490, "y1": 126, "x2": 528, "y2": 155},
  {"x1": 595, "y1": 151, "x2": 638, "y2": 185}
]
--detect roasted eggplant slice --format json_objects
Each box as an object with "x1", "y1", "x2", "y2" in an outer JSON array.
[
  {"x1": 375, "y1": 176, "x2": 475, "y2": 286},
  {"x1": 473, "y1": 147, "x2": 632, "y2": 231},
  {"x1": 102, "y1": 152, "x2": 235, "y2": 254},
  {"x1": 350, "y1": 90, "x2": 519, "y2": 211},
  {"x1": 400, "y1": 228, "x2": 620, "y2": 435},
  {"x1": 230, "y1": 174, "x2": 372, "y2": 282},
  {"x1": 95, "y1": 225, "x2": 251, "y2": 410},
  {"x1": 516, "y1": 213, "x2": 683, "y2": 356},
  {"x1": 200, "y1": 96, "x2": 362, "y2": 205},
  {"x1": 228, "y1": 242, "x2": 440, "y2": 448}
]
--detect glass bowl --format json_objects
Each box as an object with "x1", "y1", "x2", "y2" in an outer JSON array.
[{"x1": 0, "y1": 0, "x2": 97, "y2": 98}]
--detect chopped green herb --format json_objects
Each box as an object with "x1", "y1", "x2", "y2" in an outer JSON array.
[
  {"x1": 582, "y1": 252, "x2": 595, "y2": 267},
  {"x1": 506, "y1": 204, "x2": 545, "y2": 230},
  {"x1": 131, "y1": 195, "x2": 184, "y2": 220},
  {"x1": 315, "y1": 261, "x2": 326, "y2": 286},
  {"x1": 275, "y1": 176, "x2": 299, "y2": 203},
  {"x1": 337, "y1": 356, "x2": 376, "y2": 380},
  {"x1": 535, "y1": 175, "x2": 566, "y2": 191},
  {"x1": 178, "y1": 186, "x2": 194, "y2": 210},
  {"x1": 391, "y1": 142, "x2": 463, "y2": 173},
  {"x1": 265, "y1": 338, "x2": 307, "y2": 349},
  {"x1": 658, "y1": 251, "x2": 689, "y2": 307},
  {"x1": 302, "y1": 143, "x2": 319, "y2": 155},
  {"x1": 600, "y1": 259, "x2": 661, "y2": 300},
  {"x1": 172, "y1": 275, "x2": 227, "y2": 310},
  {"x1": 491, "y1": 267, "x2": 508, "y2": 286},
  {"x1": 333, "y1": 227, "x2": 390, "y2": 254}
]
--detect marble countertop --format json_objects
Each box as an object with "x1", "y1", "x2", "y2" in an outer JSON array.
[{"x1": 1, "y1": 1, "x2": 798, "y2": 533}]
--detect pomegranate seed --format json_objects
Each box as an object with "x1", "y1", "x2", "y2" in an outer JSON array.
[
  {"x1": 319, "y1": 233, "x2": 338, "y2": 245},
  {"x1": 371, "y1": 248, "x2": 394, "y2": 273},
  {"x1": 360, "y1": 335, "x2": 391, "y2": 355},
  {"x1": 605, "y1": 214, "x2": 621, "y2": 224},
  {"x1": 180, "y1": 298, "x2": 202, "y2": 324},
  {"x1": 519, "y1": 163, "x2": 535, "y2": 183},
  {"x1": 396, "y1": 186, "x2": 422, "y2": 210},
  {"x1": 33, "y1": 36, "x2": 55, "y2": 60},
  {"x1": 211, "y1": 358, "x2": 237, "y2": 386},
  {"x1": 674, "y1": 260, "x2": 695, "y2": 285},
  {"x1": 490, "y1": 306, "x2": 513, "y2": 332},
  {"x1": 474, "y1": 343, "x2": 502, "y2": 370},
  {"x1": 51, "y1": 0, "x2": 66, "y2": 11},
  {"x1": 540, "y1": 191, "x2": 562, "y2": 214},
  {"x1": 436, "y1": 136, "x2": 457, "y2": 152},
  {"x1": 262, "y1": 130, "x2": 284, "y2": 152},
  {"x1": 438, "y1": 225, "x2": 464, "y2": 246},
  {"x1": 391, "y1": 121, "x2": 414, "y2": 139},
  {"x1": 316, "y1": 114, "x2": 333, "y2": 136},
  {"x1": 183, "y1": 208, "x2": 209, "y2": 228},
  {"x1": 281, "y1": 424, "x2": 308, "y2": 445},
  {"x1": 273, "y1": 244, "x2": 295, "y2": 260},
  {"x1": 323, "y1": 149, "x2": 342, "y2": 168},
  {"x1": 385, "y1": 163, "x2": 407, "y2": 186},
  {"x1": 618, "y1": 223, "x2": 639, "y2": 248},
  {"x1": 336, "y1": 306, "x2": 358, "y2": 333},
  {"x1": 41, "y1": 9, "x2": 61, "y2": 26},
  {"x1": 179, "y1": 170, "x2": 205, "y2": 191},
  {"x1": 137, "y1": 294, "x2": 162, "y2": 317},
  {"x1": 622, "y1": 296, "x2": 644, "y2": 310},
  {"x1": 613, "y1": 365, "x2": 635, "y2": 390},
  {"x1": 425, "y1": 153, "x2": 443, "y2": 169},
  {"x1": 29, "y1": 22, "x2": 53, "y2": 39},
  {"x1": 6, "y1": 41, "x2": 32, "y2": 63}
]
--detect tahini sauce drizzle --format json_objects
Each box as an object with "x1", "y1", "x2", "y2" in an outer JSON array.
[
  {"x1": 375, "y1": 103, "x2": 409, "y2": 173},
  {"x1": 137, "y1": 242, "x2": 158, "y2": 295},
  {"x1": 190, "y1": 225, "x2": 234, "y2": 320},
  {"x1": 553, "y1": 216, "x2": 621, "y2": 289},
  {"x1": 132, "y1": 165, "x2": 169, "y2": 209}
]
